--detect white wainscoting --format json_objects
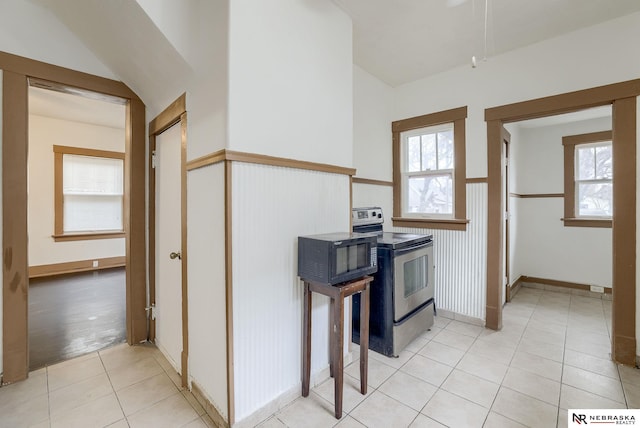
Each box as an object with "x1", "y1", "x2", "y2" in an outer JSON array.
[
  {"x1": 231, "y1": 162, "x2": 351, "y2": 422},
  {"x1": 394, "y1": 183, "x2": 488, "y2": 321},
  {"x1": 187, "y1": 164, "x2": 228, "y2": 420}
]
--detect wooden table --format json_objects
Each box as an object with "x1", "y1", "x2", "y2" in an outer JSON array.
[{"x1": 301, "y1": 276, "x2": 372, "y2": 419}]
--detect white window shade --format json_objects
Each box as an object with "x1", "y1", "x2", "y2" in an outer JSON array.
[{"x1": 63, "y1": 154, "x2": 123, "y2": 233}]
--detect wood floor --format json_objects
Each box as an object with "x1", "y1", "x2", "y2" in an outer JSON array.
[{"x1": 28, "y1": 267, "x2": 127, "y2": 370}]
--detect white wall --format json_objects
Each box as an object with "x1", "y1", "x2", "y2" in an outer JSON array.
[
  {"x1": 28, "y1": 115, "x2": 125, "y2": 266},
  {"x1": 509, "y1": 117, "x2": 612, "y2": 288},
  {"x1": 187, "y1": 164, "x2": 228, "y2": 420},
  {"x1": 228, "y1": 0, "x2": 352, "y2": 167},
  {"x1": 353, "y1": 65, "x2": 394, "y2": 181},
  {"x1": 0, "y1": 0, "x2": 115, "y2": 80},
  {"x1": 226, "y1": 1, "x2": 354, "y2": 422},
  {"x1": 0, "y1": 69, "x2": 3, "y2": 375}
]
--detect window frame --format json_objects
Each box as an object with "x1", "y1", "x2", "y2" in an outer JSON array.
[
  {"x1": 562, "y1": 130, "x2": 613, "y2": 228},
  {"x1": 53, "y1": 145, "x2": 126, "y2": 241},
  {"x1": 392, "y1": 106, "x2": 468, "y2": 230}
]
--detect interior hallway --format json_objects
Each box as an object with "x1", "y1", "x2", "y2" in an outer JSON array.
[{"x1": 1, "y1": 286, "x2": 638, "y2": 427}]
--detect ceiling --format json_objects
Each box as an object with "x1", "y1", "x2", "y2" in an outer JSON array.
[
  {"x1": 29, "y1": 85, "x2": 125, "y2": 129},
  {"x1": 334, "y1": 0, "x2": 640, "y2": 87}
]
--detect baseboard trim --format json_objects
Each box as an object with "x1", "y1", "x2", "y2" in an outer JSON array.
[
  {"x1": 28, "y1": 256, "x2": 126, "y2": 278},
  {"x1": 518, "y1": 275, "x2": 612, "y2": 296},
  {"x1": 191, "y1": 380, "x2": 228, "y2": 428}
]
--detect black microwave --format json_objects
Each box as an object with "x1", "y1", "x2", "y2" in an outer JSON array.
[{"x1": 298, "y1": 232, "x2": 378, "y2": 285}]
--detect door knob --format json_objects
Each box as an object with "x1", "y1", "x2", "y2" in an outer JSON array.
[{"x1": 170, "y1": 251, "x2": 182, "y2": 260}]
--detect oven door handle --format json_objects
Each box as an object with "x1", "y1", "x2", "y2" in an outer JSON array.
[{"x1": 393, "y1": 242, "x2": 431, "y2": 257}]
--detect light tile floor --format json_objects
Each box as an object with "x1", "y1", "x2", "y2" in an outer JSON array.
[
  {"x1": 2, "y1": 286, "x2": 639, "y2": 428},
  {"x1": 258, "y1": 286, "x2": 640, "y2": 428},
  {"x1": 0, "y1": 342, "x2": 215, "y2": 428}
]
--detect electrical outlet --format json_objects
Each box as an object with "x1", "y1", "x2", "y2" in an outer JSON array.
[
  {"x1": 590, "y1": 285, "x2": 605, "y2": 293},
  {"x1": 92, "y1": 260, "x2": 99, "y2": 268}
]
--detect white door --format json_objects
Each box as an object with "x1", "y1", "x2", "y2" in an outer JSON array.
[{"x1": 155, "y1": 122, "x2": 183, "y2": 373}]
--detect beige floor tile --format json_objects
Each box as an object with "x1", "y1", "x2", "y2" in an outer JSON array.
[
  {"x1": 106, "y1": 419, "x2": 131, "y2": 428},
  {"x1": 201, "y1": 414, "x2": 216, "y2": 428},
  {"x1": 334, "y1": 415, "x2": 367, "y2": 427},
  {"x1": 563, "y1": 349, "x2": 619, "y2": 379},
  {"x1": 618, "y1": 364, "x2": 640, "y2": 386},
  {"x1": 127, "y1": 392, "x2": 200, "y2": 428},
  {"x1": 433, "y1": 316, "x2": 451, "y2": 329},
  {"x1": 0, "y1": 369, "x2": 48, "y2": 405},
  {"x1": 501, "y1": 367, "x2": 560, "y2": 406},
  {"x1": 483, "y1": 412, "x2": 527, "y2": 428},
  {"x1": 107, "y1": 356, "x2": 164, "y2": 391},
  {"x1": 0, "y1": 393, "x2": 49, "y2": 428},
  {"x1": 50, "y1": 393, "x2": 124, "y2": 428},
  {"x1": 420, "y1": 326, "x2": 443, "y2": 341},
  {"x1": 49, "y1": 372, "x2": 114, "y2": 417},
  {"x1": 510, "y1": 350, "x2": 562, "y2": 382},
  {"x1": 418, "y1": 340, "x2": 465, "y2": 367},
  {"x1": 116, "y1": 372, "x2": 180, "y2": 416},
  {"x1": 350, "y1": 390, "x2": 418, "y2": 428},
  {"x1": 99, "y1": 342, "x2": 160, "y2": 372},
  {"x1": 559, "y1": 384, "x2": 627, "y2": 410},
  {"x1": 467, "y1": 338, "x2": 516, "y2": 365},
  {"x1": 181, "y1": 417, "x2": 209, "y2": 428},
  {"x1": 47, "y1": 353, "x2": 106, "y2": 391},
  {"x1": 369, "y1": 348, "x2": 415, "y2": 369},
  {"x1": 491, "y1": 387, "x2": 557, "y2": 428},
  {"x1": 256, "y1": 416, "x2": 288, "y2": 427},
  {"x1": 622, "y1": 381, "x2": 640, "y2": 408},
  {"x1": 431, "y1": 329, "x2": 476, "y2": 351},
  {"x1": 400, "y1": 354, "x2": 454, "y2": 387},
  {"x1": 29, "y1": 420, "x2": 50, "y2": 428},
  {"x1": 344, "y1": 357, "x2": 395, "y2": 388},
  {"x1": 522, "y1": 324, "x2": 565, "y2": 347},
  {"x1": 421, "y1": 389, "x2": 488, "y2": 428},
  {"x1": 378, "y1": 370, "x2": 437, "y2": 411},
  {"x1": 408, "y1": 414, "x2": 447, "y2": 427},
  {"x1": 312, "y1": 373, "x2": 371, "y2": 414},
  {"x1": 562, "y1": 365, "x2": 625, "y2": 403},
  {"x1": 444, "y1": 320, "x2": 483, "y2": 338},
  {"x1": 517, "y1": 336, "x2": 564, "y2": 362},
  {"x1": 182, "y1": 390, "x2": 206, "y2": 416},
  {"x1": 440, "y1": 369, "x2": 499, "y2": 408},
  {"x1": 455, "y1": 352, "x2": 508, "y2": 384},
  {"x1": 557, "y1": 409, "x2": 569, "y2": 428},
  {"x1": 276, "y1": 394, "x2": 338, "y2": 428},
  {"x1": 405, "y1": 336, "x2": 429, "y2": 353}
]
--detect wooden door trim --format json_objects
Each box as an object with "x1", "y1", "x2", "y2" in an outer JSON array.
[
  {"x1": 485, "y1": 79, "x2": 637, "y2": 365},
  {"x1": 503, "y1": 128, "x2": 511, "y2": 303},
  {"x1": 148, "y1": 93, "x2": 189, "y2": 387},
  {"x1": 1, "y1": 52, "x2": 146, "y2": 384}
]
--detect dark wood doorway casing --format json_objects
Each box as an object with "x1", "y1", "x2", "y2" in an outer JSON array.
[
  {"x1": 148, "y1": 93, "x2": 188, "y2": 387},
  {"x1": 1, "y1": 51, "x2": 147, "y2": 383},
  {"x1": 485, "y1": 79, "x2": 639, "y2": 365}
]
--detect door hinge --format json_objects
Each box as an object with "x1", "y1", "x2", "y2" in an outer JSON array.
[{"x1": 151, "y1": 150, "x2": 157, "y2": 169}]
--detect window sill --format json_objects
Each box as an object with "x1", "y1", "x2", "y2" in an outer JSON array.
[
  {"x1": 392, "y1": 217, "x2": 469, "y2": 231},
  {"x1": 561, "y1": 218, "x2": 612, "y2": 228},
  {"x1": 52, "y1": 231, "x2": 125, "y2": 242}
]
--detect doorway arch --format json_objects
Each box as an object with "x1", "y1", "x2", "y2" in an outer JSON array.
[
  {"x1": 1, "y1": 51, "x2": 147, "y2": 383},
  {"x1": 484, "y1": 78, "x2": 639, "y2": 365}
]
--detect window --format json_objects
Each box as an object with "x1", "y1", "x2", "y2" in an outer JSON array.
[
  {"x1": 392, "y1": 106, "x2": 468, "y2": 230},
  {"x1": 53, "y1": 145, "x2": 125, "y2": 241},
  {"x1": 562, "y1": 131, "x2": 612, "y2": 228}
]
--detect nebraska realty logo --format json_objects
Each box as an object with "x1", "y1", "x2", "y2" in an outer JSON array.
[{"x1": 569, "y1": 409, "x2": 638, "y2": 425}]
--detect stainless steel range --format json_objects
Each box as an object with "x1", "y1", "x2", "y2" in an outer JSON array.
[{"x1": 351, "y1": 207, "x2": 435, "y2": 357}]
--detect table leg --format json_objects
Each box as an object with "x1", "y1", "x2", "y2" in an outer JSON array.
[
  {"x1": 359, "y1": 285, "x2": 370, "y2": 395},
  {"x1": 333, "y1": 295, "x2": 344, "y2": 419},
  {"x1": 329, "y1": 297, "x2": 334, "y2": 378},
  {"x1": 302, "y1": 282, "x2": 311, "y2": 397}
]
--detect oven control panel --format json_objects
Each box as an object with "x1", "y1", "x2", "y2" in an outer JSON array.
[{"x1": 352, "y1": 207, "x2": 384, "y2": 226}]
